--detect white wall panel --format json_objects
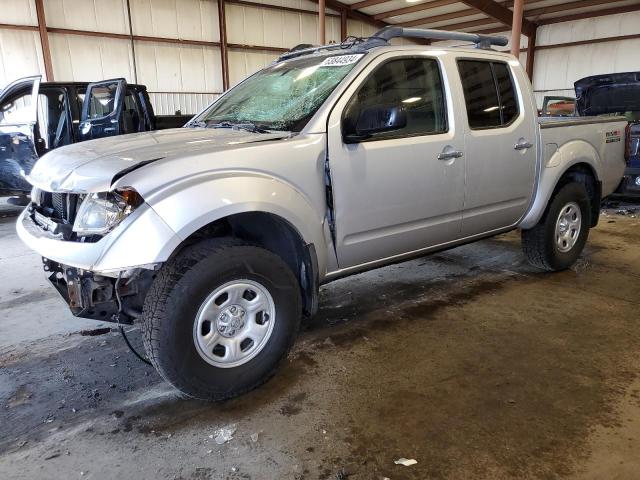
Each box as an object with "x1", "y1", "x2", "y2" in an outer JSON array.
[
  {"x1": 533, "y1": 39, "x2": 640, "y2": 106},
  {"x1": 532, "y1": 12, "x2": 640, "y2": 108},
  {"x1": 227, "y1": 3, "x2": 339, "y2": 47},
  {"x1": 0, "y1": 29, "x2": 44, "y2": 87},
  {"x1": 259, "y1": 0, "x2": 339, "y2": 15},
  {"x1": 148, "y1": 92, "x2": 218, "y2": 115},
  {"x1": 228, "y1": 49, "x2": 278, "y2": 87},
  {"x1": 45, "y1": 0, "x2": 129, "y2": 34},
  {"x1": 346, "y1": 19, "x2": 377, "y2": 39},
  {"x1": 3, "y1": 0, "x2": 38, "y2": 26},
  {"x1": 130, "y1": 0, "x2": 219, "y2": 42},
  {"x1": 537, "y1": 11, "x2": 640, "y2": 46},
  {"x1": 49, "y1": 33, "x2": 134, "y2": 82},
  {"x1": 134, "y1": 41, "x2": 222, "y2": 93}
]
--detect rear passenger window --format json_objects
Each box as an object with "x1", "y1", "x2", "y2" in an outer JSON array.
[
  {"x1": 493, "y1": 63, "x2": 518, "y2": 124},
  {"x1": 343, "y1": 57, "x2": 448, "y2": 140},
  {"x1": 458, "y1": 60, "x2": 519, "y2": 129}
]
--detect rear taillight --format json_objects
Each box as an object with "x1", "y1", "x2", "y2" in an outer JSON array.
[{"x1": 624, "y1": 123, "x2": 632, "y2": 165}]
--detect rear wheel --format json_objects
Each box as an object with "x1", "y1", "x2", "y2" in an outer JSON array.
[
  {"x1": 522, "y1": 182, "x2": 591, "y2": 271},
  {"x1": 142, "y1": 238, "x2": 301, "y2": 401}
]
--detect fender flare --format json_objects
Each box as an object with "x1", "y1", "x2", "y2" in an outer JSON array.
[
  {"x1": 520, "y1": 140, "x2": 600, "y2": 230},
  {"x1": 146, "y1": 173, "x2": 329, "y2": 275}
]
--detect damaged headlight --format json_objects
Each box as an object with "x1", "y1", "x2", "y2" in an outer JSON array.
[{"x1": 73, "y1": 189, "x2": 142, "y2": 236}]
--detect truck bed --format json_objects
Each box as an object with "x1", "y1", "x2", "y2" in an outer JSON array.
[{"x1": 537, "y1": 115, "x2": 627, "y2": 199}]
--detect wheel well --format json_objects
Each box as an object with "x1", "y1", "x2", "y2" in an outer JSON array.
[
  {"x1": 174, "y1": 212, "x2": 318, "y2": 317},
  {"x1": 555, "y1": 163, "x2": 601, "y2": 227}
]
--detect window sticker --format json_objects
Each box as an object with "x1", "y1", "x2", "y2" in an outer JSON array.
[{"x1": 320, "y1": 54, "x2": 364, "y2": 67}]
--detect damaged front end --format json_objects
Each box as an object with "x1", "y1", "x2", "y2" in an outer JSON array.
[{"x1": 43, "y1": 258, "x2": 155, "y2": 324}]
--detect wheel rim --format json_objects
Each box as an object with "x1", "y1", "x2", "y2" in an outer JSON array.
[
  {"x1": 193, "y1": 279, "x2": 276, "y2": 368},
  {"x1": 555, "y1": 201, "x2": 582, "y2": 253}
]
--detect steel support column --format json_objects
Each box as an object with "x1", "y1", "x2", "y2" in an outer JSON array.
[
  {"x1": 510, "y1": 0, "x2": 524, "y2": 57},
  {"x1": 319, "y1": 0, "x2": 326, "y2": 44},
  {"x1": 34, "y1": 0, "x2": 54, "y2": 81},
  {"x1": 218, "y1": 0, "x2": 230, "y2": 91}
]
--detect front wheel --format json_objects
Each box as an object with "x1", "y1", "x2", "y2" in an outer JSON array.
[
  {"x1": 522, "y1": 182, "x2": 591, "y2": 271},
  {"x1": 142, "y1": 238, "x2": 302, "y2": 401}
]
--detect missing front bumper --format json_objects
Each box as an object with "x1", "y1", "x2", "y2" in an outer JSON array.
[{"x1": 43, "y1": 259, "x2": 150, "y2": 324}]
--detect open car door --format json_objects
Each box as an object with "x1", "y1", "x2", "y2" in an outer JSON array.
[
  {"x1": 78, "y1": 78, "x2": 126, "y2": 141},
  {"x1": 0, "y1": 75, "x2": 41, "y2": 196}
]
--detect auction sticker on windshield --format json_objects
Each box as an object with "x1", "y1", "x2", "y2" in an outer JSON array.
[{"x1": 320, "y1": 54, "x2": 364, "y2": 67}]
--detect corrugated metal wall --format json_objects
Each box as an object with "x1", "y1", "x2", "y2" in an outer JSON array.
[
  {"x1": 2, "y1": 2, "x2": 639, "y2": 113},
  {"x1": 532, "y1": 11, "x2": 640, "y2": 108}
]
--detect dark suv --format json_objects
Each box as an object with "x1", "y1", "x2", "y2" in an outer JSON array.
[{"x1": 0, "y1": 77, "x2": 192, "y2": 199}]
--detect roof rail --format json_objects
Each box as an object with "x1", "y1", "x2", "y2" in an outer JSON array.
[
  {"x1": 372, "y1": 26, "x2": 508, "y2": 49},
  {"x1": 276, "y1": 26, "x2": 509, "y2": 63}
]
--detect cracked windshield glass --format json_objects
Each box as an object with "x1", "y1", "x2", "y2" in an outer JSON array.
[{"x1": 193, "y1": 53, "x2": 364, "y2": 132}]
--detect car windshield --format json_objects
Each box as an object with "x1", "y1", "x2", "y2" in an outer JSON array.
[{"x1": 191, "y1": 52, "x2": 365, "y2": 132}]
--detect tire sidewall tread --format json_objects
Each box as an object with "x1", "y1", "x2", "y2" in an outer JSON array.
[{"x1": 142, "y1": 238, "x2": 301, "y2": 401}]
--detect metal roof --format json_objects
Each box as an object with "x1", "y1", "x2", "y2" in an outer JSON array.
[{"x1": 339, "y1": 0, "x2": 640, "y2": 34}]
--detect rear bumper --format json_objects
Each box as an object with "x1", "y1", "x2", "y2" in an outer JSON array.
[{"x1": 16, "y1": 202, "x2": 182, "y2": 273}]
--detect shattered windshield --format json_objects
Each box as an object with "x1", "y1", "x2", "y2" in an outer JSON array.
[{"x1": 191, "y1": 53, "x2": 365, "y2": 132}]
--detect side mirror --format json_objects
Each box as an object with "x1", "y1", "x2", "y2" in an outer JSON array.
[{"x1": 343, "y1": 104, "x2": 407, "y2": 143}]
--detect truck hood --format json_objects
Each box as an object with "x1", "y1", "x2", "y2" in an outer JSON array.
[
  {"x1": 575, "y1": 71, "x2": 640, "y2": 116},
  {"x1": 27, "y1": 128, "x2": 291, "y2": 192}
]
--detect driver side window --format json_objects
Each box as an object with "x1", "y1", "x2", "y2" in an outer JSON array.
[{"x1": 343, "y1": 57, "x2": 448, "y2": 141}]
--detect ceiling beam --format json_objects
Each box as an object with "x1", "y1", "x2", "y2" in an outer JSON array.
[
  {"x1": 460, "y1": 0, "x2": 536, "y2": 35},
  {"x1": 319, "y1": 0, "x2": 387, "y2": 28},
  {"x1": 373, "y1": 0, "x2": 460, "y2": 20},
  {"x1": 431, "y1": 17, "x2": 498, "y2": 31},
  {"x1": 400, "y1": 10, "x2": 491, "y2": 27},
  {"x1": 525, "y1": 0, "x2": 630, "y2": 20},
  {"x1": 350, "y1": 0, "x2": 393, "y2": 9},
  {"x1": 538, "y1": 3, "x2": 640, "y2": 25}
]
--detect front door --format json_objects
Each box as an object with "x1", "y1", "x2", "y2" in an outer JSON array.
[
  {"x1": 456, "y1": 59, "x2": 538, "y2": 235},
  {"x1": 327, "y1": 55, "x2": 465, "y2": 268},
  {"x1": 0, "y1": 76, "x2": 41, "y2": 195},
  {"x1": 78, "y1": 78, "x2": 126, "y2": 141}
]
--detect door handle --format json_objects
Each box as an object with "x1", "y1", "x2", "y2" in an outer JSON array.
[
  {"x1": 514, "y1": 141, "x2": 533, "y2": 150},
  {"x1": 437, "y1": 150, "x2": 464, "y2": 161}
]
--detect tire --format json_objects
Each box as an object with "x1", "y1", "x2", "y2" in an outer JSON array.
[
  {"x1": 142, "y1": 238, "x2": 302, "y2": 401},
  {"x1": 522, "y1": 182, "x2": 591, "y2": 271}
]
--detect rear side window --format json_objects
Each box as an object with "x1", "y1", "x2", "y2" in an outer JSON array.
[{"x1": 458, "y1": 60, "x2": 519, "y2": 129}]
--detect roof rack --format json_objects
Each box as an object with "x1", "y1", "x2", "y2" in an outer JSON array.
[
  {"x1": 372, "y1": 26, "x2": 508, "y2": 49},
  {"x1": 277, "y1": 25, "x2": 508, "y2": 62}
]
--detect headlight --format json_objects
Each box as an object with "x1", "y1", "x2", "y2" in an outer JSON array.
[{"x1": 73, "y1": 189, "x2": 142, "y2": 236}]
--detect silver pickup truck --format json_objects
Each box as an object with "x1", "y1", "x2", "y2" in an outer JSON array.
[{"x1": 17, "y1": 27, "x2": 626, "y2": 400}]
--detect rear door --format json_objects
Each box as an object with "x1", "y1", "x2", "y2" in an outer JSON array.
[
  {"x1": 0, "y1": 76, "x2": 41, "y2": 195},
  {"x1": 456, "y1": 59, "x2": 537, "y2": 236},
  {"x1": 78, "y1": 78, "x2": 126, "y2": 141}
]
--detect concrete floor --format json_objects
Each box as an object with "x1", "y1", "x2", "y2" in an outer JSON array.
[{"x1": 1, "y1": 202, "x2": 639, "y2": 480}]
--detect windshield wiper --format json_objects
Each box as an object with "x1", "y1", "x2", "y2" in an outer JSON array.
[
  {"x1": 207, "y1": 121, "x2": 271, "y2": 134},
  {"x1": 187, "y1": 120, "x2": 208, "y2": 128}
]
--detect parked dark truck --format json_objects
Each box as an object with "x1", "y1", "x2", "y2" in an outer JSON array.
[
  {"x1": 0, "y1": 76, "x2": 192, "y2": 200},
  {"x1": 575, "y1": 72, "x2": 640, "y2": 196}
]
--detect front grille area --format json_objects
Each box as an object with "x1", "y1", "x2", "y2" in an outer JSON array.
[
  {"x1": 38, "y1": 192, "x2": 82, "y2": 224},
  {"x1": 51, "y1": 193, "x2": 68, "y2": 220}
]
